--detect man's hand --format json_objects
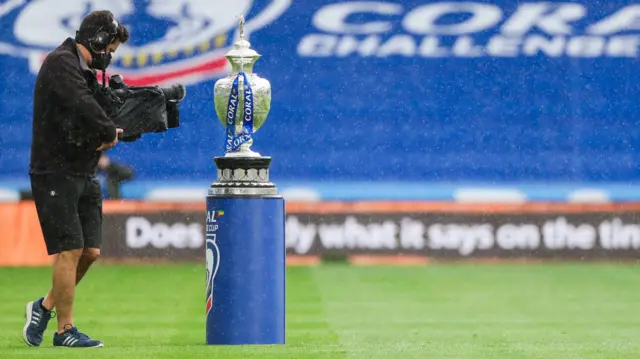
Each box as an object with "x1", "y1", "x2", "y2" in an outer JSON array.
[
  {"x1": 96, "y1": 128, "x2": 124, "y2": 151},
  {"x1": 98, "y1": 154, "x2": 111, "y2": 169}
]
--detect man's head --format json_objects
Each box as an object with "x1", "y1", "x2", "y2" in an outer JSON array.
[{"x1": 75, "y1": 10, "x2": 129, "y2": 70}]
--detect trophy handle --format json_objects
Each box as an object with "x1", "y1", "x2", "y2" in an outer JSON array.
[{"x1": 242, "y1": 0, "x2": 292, "y2": 38}]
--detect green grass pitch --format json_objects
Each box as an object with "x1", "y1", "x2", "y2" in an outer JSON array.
[{"x1": 0, "y1": 262, "x2": 639, "y2": 358}]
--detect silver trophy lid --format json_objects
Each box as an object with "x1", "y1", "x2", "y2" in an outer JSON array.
[{"x1": 225, "y1": 15, "x2": 260, "y2": 62}]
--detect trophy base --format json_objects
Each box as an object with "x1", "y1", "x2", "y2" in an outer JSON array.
[
  {"x1": 224, "y1": 150, "x2": 261, "y2": 158},
  {"x1": 209, "y1": 156, "x2": 279, "y2": 197}
]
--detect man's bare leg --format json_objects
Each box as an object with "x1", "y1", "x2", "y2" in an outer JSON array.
[
  {"x1": 42, "y1": 248, "x2": 100, "y2": 313},
  {"x1": 51, "y1": 249, "x2": 83, "y2": 333},
  {"x1": 48, "y1": 245, "x2": 104, "y2": 347}
]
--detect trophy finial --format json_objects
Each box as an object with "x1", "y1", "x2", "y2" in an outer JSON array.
[
  {"x1": 225, "y1": 13, "x2": 260, "y2": 69},
  {"x1": 239, "y1": 14, "x2": 245, "y2": 40}
]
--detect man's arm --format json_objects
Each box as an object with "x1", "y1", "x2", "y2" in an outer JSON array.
[{"x1": 46, "y1": 52, "x2": 117, "y2": 144}]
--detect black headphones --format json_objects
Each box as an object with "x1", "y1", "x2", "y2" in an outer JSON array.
[{"x1": 88, "y1": 19, "x2": 119, "y2": 52}]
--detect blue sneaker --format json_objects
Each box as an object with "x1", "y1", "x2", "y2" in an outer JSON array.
[
  {"x1": 23, "y1": 297, "x2": 54, "y2": 347},
  {"x1": 53, "y1": 327, "x2": 103, "y2": 348}
]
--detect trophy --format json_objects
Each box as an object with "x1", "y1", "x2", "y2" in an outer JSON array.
[
  {"x1": 210, "y1": 15, "x2": 276, "y2": 195},
  {"x1": 206, "y1": 15, "x2": 285, "y2": 346},
  {"x1": 214, "y1": 15, "x2": 270, "y2": 158}
]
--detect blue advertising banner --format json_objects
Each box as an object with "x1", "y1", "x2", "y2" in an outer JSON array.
[{"x1": 1, "y1": 0, "x2": 639, "y2": 186}]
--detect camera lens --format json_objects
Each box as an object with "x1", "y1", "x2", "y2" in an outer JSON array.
[{"x1": 160, "y1": 84, "x2": 186, "y2": 103}]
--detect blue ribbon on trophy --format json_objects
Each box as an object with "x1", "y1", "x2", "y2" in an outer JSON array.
[{"x1": 224, "y1": 72, "x2": 254, "y2": 153}]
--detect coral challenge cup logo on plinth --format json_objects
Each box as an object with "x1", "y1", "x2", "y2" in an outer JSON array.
[
  {"x1": 205, "y1": 209, "x2": 223, "y2": 316},
  {"x1": 0, "y1": 0, "x2": 291, "y2": 86}
]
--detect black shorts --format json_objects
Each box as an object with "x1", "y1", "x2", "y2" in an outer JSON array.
[{"x1": 30, "y1": 173, "x2": 103, "y2": 255}]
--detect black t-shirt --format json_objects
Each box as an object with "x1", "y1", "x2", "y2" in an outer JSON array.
[{"x1": 30, "y1": 38, "x2": 117, "y2": 176}]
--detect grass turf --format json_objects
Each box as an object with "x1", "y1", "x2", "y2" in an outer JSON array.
[{"x1": 0, "y1": 262, "x2": 638, "y2": 358}]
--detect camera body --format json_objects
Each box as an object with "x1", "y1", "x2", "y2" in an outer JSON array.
[{"x1": 101, "y1": 74, "x2": 186, "y2": 141}]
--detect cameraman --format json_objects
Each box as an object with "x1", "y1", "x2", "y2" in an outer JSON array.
[{"x1": 24, "y1": 10, "x2": 129, "y2": 348}]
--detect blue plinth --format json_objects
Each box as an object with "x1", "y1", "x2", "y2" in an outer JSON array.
[{"x1": 205, "y1": 196, "x2": 285, "y2": 345}]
